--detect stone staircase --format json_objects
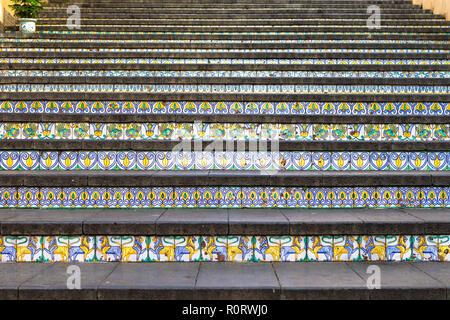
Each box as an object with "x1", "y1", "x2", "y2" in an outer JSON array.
[{"x1": 0, "y1": 0, "x2": 449, "y2": 299}]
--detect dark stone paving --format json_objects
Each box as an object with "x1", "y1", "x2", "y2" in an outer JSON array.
[
  {"x1": 1, "y1": 208, "x2": 450, "y2": 236},
  {"x1": 1, "y1": 262, "x2": 450, "y2": 300}
]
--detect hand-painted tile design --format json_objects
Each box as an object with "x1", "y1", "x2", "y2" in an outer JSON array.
[
  {"x1": 2, "y1": 235, "x2": 450, "y2": 262},
  {"x1": 0, "y1": 151, "x2": 449, "y2": 171},
  {"x1": 0, "y1": 187, "x2": 448, "y2": 208},
  {"x1": 0, "y1": 101, "x2": 448, "y2": 115}
]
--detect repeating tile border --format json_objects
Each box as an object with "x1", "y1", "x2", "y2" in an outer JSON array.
[
  {"x1": 1, "y1": 235, "x2": 447, "y2": 262},
  {"x1": 0, "y1": 187, "x2": 447, "y2": 208},
  {"x1": 3, "y1": 84, "x2": 448, "y2": 94},
  {"x1": 1, "y1": 122, "x2": 448, "y2": 141},
  {"x1": 0, "y1": 151, "x2": 448, "y2": 171},
  {"x1": 2, "y1": 59, "x2": 448, "y2": 65},
  {"x1": 1, "y1": 101, "x2": 448, "y2": 115}
]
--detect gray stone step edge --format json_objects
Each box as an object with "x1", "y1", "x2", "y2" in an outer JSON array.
[
  {"x1": 1, "y1": 208, "x2": 450, "y2": 236},
  {"x1": 1, "y1": 262, "x2": 450, "y2": 300}
]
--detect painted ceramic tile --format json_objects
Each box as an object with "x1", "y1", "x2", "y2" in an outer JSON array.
[
  {"x1": 121, "y1": 236, "x2": 148, "y2": 262},
  {"x1": 200, "y1": 236, "x2": 228, "y2": 262},
  {"x1": 148, "y1": 236, "x2": 175, "y2": 262},
  {"x1": 174, "y1": 236, "x2": 201, "y2": 262},
  {"x1": 307, "y1": 236, "x2": 333, "y2": 261},
  {"x1": 95, "y1": 236, "x2": 122, "y2": 262},
  {"x1": 0, "y1": 236, "x2": 16, "y2": 262},
  {"x1": 16, "y1": 236, "x2": 42, "y2": 262},
  {"x1": 385, "y1": 236, "x2": 412, "y2": 261},
  {"x1": 254, "y1": 236, "x2": 281, "y2": 262},
  {"x1": 333, "y1": 236, "x2": 360, "y2": 261},
  {"x1": 360, "y1": 236, "x2": 386, "y2": 261},
  {"x1": 227, "y1": 236, "x2": 253, "y2": 262},
  {"x1": 43, "y1": 236, "x2": 70, "y2": 262},
  {"x1": 438, "y1": 235, "x2": 450, "y2": 261},
  {"x1": 279, "y1": 236, "x2": 307, "y2": 261},
  {"x1": 412, "y1": 235, "x2": 439, "y2": 261},
  {"x1": 68, "y1": 236, "x2": 96, "y2": 262}
]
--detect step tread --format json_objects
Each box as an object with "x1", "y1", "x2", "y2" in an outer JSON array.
[
  {"x1": 1, "y1": 208, "x2": 450, "y2": 235},
  {"x1": 0, "y1": 170, "x2": 448, "y2": 187},
  {"x1": 0, "y1": 261, "x2": 449, "y2": 299}
]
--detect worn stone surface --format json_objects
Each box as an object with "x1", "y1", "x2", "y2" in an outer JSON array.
[
  {"x1": 18, "y1": 262, "x2": 118, "y2": 300},
  {"x1": 98, "y1": 263, "x2": 199, "y2": 299},
  {"x1": 156, "y1": 209, "x2": 228, "y2": 235}
]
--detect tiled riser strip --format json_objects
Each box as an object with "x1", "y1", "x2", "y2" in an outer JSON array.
[
  {"x1": 35, "y1": 31, "x2": 450, "y2": 35},
  {"x1": 2, "y1": 40, "x2": 446, "y2": 43},
  {"x1": 2, "y1": 123, "x2": 448, "y2": 141},
  {"x1": 1, "y1": 151, "x2": 449, "y2": 171},
  {"x1": 0, "y1": 187, "x2": 448, "y2": 208},
  {"x1": 1, "y1": 101, "x2": 448, "y2": 115},
  {"x1": 3, "y1": 85, "x2": 447, "y2": 94},
  {"x1": 1, "y1": 235, "x2": 448, "y2": 262},
  {"x1": 3, "y1": 59, "x2": 448, "y2": 64},
  {"x1": 4, "y1": 49, "x2": 447, "y2": 53},
  {"x1": 3, "y1": 71, "x2": 447, "y2": 78}
]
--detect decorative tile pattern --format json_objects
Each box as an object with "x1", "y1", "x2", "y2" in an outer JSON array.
[
  {"x1": 0, "y1": 101, "x2": 448, "y2": 115},
  {"x1": 3, "y1": 84, "x2": 447, "y2": 93},
  {"x1": 1, "y1": 70, "x2": 447, "y2": 79},
  {"x1": 2, "y1": 234, "x2": 450, "y2": 262},
  {"x1": 0, "y1": 122, "x2": 448, "y2": 141},
  {"x1": 0, "y1": 187, "x2": 447, "y2": 208},
  {"x1": 0, "y1": 151, "x2": 448, "y2": 171}
]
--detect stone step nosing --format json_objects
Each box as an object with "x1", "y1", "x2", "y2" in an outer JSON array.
[
  {"x1": 2, "y1": 77, "x2": 448, "y2": 86},
  {"x1": 0, "y1": 207, "x2": 449, "y2": 236},
  {"x1": 2, "y1": 64, "x2": 447, "y2": 72},
  {"x1": 0, "y1": 141, "x2": 448, "y2": 152},
  {"x1": 2, "y1": 52, "x2": 448, "y2": 59},
  {"x1": 0, "y1": 93, "x2": 447, "y2": 102},
  {"x1": 1, "y1": 114, "x2": 447, "y2": 124},
  {"x1": 0, "y1": 170, "x2": 447, "y2": 187},
  {"x1": 36, "y1": 26, "x2": 449, "y2": 33},
  {"x1": 4, "y1": 43, "x2": 450, "y2": 50},
  {"x1": 4, "y1": 33, "x2": 448, "y2": 40}
]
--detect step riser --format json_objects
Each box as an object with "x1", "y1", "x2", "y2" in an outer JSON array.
[
  {"x1": 2, "y1": 64, "x2": 447, "y2": 72},
  {"x1": 0, "y1": 186, "x2": 445, "y2": 207},
  {"x1": 6, "y1": 34, "x2": 448, "y2": 40},
  {"x1": 2, "y1": 77, "x2": 448, "y2": 86},
  {"x1": 0, "y1": 151, "x2": 448, "y2": 172},
  {"x1": 4, "y1": 43, "x2": 450, "y2": 50},
  {"x1": 0, "y1": 235, "x2": 446, "y2": 263}
]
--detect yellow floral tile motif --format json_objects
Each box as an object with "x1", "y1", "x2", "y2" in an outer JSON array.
[
  {"x1": 0, "y1": 122, "x2": 446, "y2": 142},
  {"x1": 0, "y1": 187, "x2": 447, "y2": 208},
  {"x1": 1, "y1": 235, "x2": 449, "y2": 262},
  {"x1": 0, "y1": 101, "x2": 447, "y2": 115},
  {"x1": 0, "y1": 151, "x2": 448, "y2": 171}
]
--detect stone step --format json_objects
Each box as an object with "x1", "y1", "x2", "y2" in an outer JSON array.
[
  {"x1": 0, "y1": 262, "x2": 449, "y2": 299},
  {"x1": 43, "y1": 0, "x2": 425, "y2": 4},
  {"x1": 1, "y1": 207, "x2": 450, "y2": 235},
  {"x1": 39, "y1": 8, "x2": 438, "y2": 14},
  {"x1": 2, "y1": 71, "x2": 448, "y2": 80},
  {"x1": 0, "y1": 140, "x2": 447, "y2": 152},
  {"x1": 2, "y1": 76, "x2": 447, "y2": 86},
  {"x1": 2, "y1": 64, "x2": 447, "y2": 72},
  {"x1": 2, "y1": 51, "x2": 447, "y2": 59},
  {"x1": 4, "y1": 33, "x2": 448, "y2": 41},
  {"x1": 0, "y1": 92, "x2": 445, "y2": 102},
  {"x1": 36, "y1": 14, "x2": 443, "y2": 20},
  {"x1": 0, "y1": 112, "x2": 448, "y2": 123},
  {"x1": 3, "y1": 71, "x2": 447, "y2": 79},
  {"x1": 0, "y1": 170, "x2": 447, "y2": 187},
  {"x1": 35, "y1": 25, "x2": 448, "y2": 32},
  {"x1": 39, "y1": 8, "x2": 433, "y2": 14},
  {"x1": 3, "y1": 41, "x2": 449, "y2": 50}
]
